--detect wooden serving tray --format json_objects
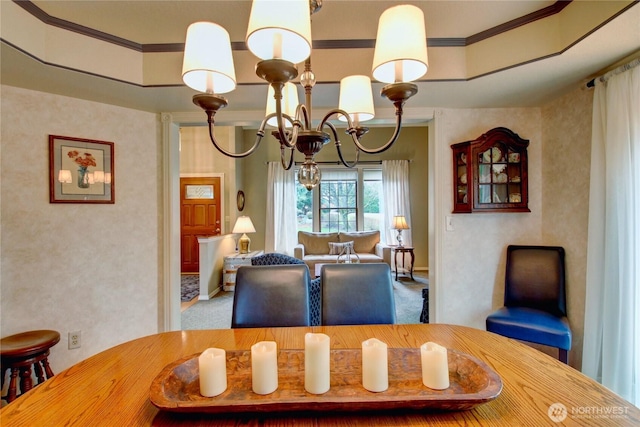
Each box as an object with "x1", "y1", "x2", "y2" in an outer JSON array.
[{"x1": 150, "y1": 348, "x2": 502, "y2": 413}]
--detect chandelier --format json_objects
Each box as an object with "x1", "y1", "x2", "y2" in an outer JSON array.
[{"x1": 182, "y1": 0, "x2": 428, "y2": 189}]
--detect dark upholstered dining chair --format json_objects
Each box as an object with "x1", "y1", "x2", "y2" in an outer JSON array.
[
  {"x1": 250, "y1": 253, "x2": 304, "y2": 266},
  {"x1": 250, "y1": 252, "x2": 321, "y2": 326},
  {"x1": 321, "y1": 263, "x2": 396, "y2": 326},
  {"x1": 486, "y1": 245, "x2": 572, "y2": 363},
  {"x1": 231, "y1": 264, "x2": 311, "y2": 328}
]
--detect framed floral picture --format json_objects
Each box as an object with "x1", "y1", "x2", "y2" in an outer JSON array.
[{"x1": 49, "y1": 135, "x2": 115, "y2": 204}]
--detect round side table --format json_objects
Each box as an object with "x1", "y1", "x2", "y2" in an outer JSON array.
[{"x1": 1, "y1": 330, "x2": 60, "y2": 403}]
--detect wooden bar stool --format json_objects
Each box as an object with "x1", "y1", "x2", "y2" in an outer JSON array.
[{"x1": 1, "y1": 330, "x2": 60, "y2": 403}]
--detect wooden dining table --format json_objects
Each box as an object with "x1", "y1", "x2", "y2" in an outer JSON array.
[{"x1": 1, "y1": 324, "x2": 638, "y2": 426}]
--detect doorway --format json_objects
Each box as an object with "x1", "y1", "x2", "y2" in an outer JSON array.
[{"x1": 180, "y1": 177, "x2": 222, "y2": 273}]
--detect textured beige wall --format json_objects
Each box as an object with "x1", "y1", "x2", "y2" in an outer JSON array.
[
  {"x1": 0, "y1": 85, "x2": 160, "y2": 373},
  {"x1": 434, "y1": 99, "x2": 592, "y2": 369},
  {"x1": 436, "y1": 108, "x2": 543, "y2": 328},
  {"x1": 541, "y1": 86, "x2": 593, "y2": 368}
]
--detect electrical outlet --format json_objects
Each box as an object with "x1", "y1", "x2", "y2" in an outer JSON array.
[{"x1": 68, "y1": 331, "x2": 81, "y2": 349}]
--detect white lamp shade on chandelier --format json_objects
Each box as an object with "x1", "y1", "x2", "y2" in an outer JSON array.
[
  {"x1": 372, "y1": 5, "x2": 429, "y2": 83},
  {"x1": 182, "y1": 22, "x2": 237, "y2": 94},
  {"x1": 181, "y1": 0, "x2": 428, "y2": 190},
  {"x1": 338, "y1": 75, "x2": 375, "y2": 123},
  {"x1": 246, "y1": 0, "x2": 312, "y2": 63}
]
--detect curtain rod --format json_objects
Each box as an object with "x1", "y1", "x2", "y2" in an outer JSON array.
[
  {"x1": 264, "y1": 160, "x2": 413, "y2": 165},
  {"x1": 296, "y1": 160, "x2": 383, "y2": 165},
  {"x1": 585, "y1": 58, "x2": 640, "y2": 88}
]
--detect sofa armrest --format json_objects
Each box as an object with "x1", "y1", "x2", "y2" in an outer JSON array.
[
  {"x1": 375, "y1": 243, "x2": 392, "y2": 266},
  {"x1": 294, "y1": 244, "x2": 305, "y2": 260}
]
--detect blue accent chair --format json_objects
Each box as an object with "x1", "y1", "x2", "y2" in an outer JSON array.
[
  {"x1": 486, "y1": 245, "x2": 572, "y2": 363},
  {"x1": 251, "y1": 253, "x2": 321, "y2": 326}
]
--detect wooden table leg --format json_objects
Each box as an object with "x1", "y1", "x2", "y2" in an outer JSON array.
[
  {"x1": 409, "y1": 250, "x2": 415, "y2": 280},
  {"x1": 395, "y1": 250, "x2": 399, "y2": 280}
]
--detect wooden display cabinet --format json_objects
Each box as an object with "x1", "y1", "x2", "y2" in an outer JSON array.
[{"x1": 452, "y1": 127, "x2": 529, "y2": 213}]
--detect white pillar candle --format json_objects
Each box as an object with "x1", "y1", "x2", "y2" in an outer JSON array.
[
  {"x1": 420, "y1": 342, "x2": 450, "y2": 390},
  {"x1": 361, "y1": 338, "x2": 389, "y2": 392},
  {"x1": 304, "y1": 333, "x2": 330, "y2": 394},
  {"x1": 198, "y1": 348, "x2": 227, "y2": 397},
  {"x1": 251, "y1": 341, "x2": 278, "y2": 395}
]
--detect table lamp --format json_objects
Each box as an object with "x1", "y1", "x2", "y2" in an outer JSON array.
[
  {"x1": 233, "y1": 216, "x2": 256, "y2": 254},
  {"x1": 392, "y1": 215, "x2": 409, "y2": 247}
]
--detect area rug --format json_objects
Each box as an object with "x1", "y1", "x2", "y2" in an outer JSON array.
[
  {"x1": 181, "y1": 273, "x2": 429, "y2": 330},
  {"x1": 181, "y1": 274, "x2": 200, "y2": 302}
]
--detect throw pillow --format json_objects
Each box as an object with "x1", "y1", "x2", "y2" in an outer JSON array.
[{"x1": 328, "y1": 241, "x2": 354, "y2": 255}]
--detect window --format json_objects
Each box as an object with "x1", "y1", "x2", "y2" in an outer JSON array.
[
  {"x1": 363, "y1": 169, "x2": 383, "y2": 231},
  {"x1": 296, "y1": 167, "x2": 383, "y2": 233}
]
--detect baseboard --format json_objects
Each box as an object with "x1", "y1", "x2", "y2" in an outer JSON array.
[{"x1": 199, "y1": 286, "x2": 222, "y2": 300}]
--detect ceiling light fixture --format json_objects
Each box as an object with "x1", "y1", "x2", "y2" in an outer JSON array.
[{"x1": 182, "y1": 0, "x2": 428, "y2": 190}]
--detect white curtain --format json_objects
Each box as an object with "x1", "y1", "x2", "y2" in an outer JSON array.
[
  {"x1": 265, "y1": 162, "x2": 298, "y2": 255},
  {"x1": 382, "y1": 159, "x2": 412, "y2": 249},
  {"x1": 582, "y1": 59, "x2": 639, "y2": 407}
]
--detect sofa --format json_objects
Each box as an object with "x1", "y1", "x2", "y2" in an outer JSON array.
[{"x1": 294, "y1": 230, "x2": 391, "y2": 272}]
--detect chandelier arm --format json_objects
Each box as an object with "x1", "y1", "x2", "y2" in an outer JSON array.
[
  {"x1": 271, "y1": 84, "x2": 302, "y2": 149},
  {"x1": 205, "y1": 112, "x2": 266, "y2": 158},
  {"x1": 297, "y1": 103, "x2": 311, "y2": 129},
  {"x1": 347, "y1": 111, "x2": 403, "y2": 155},
  {"x1": 322, "y1": 121, "x2": 360, "y2": 168},
  {"x1": 279, "y1": 144, "x2": 295, "y2": 170}
]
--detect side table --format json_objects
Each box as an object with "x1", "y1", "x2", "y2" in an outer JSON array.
[
  {"x1": 392, "y1": 246, "x2": 415, "y2": 280},
  {"x1": 223, "y1": 251, "x2": 264, "y2": 291}
]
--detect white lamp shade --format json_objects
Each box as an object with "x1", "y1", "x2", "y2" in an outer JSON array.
[
  {"x1": 392, "y1": 215, "x2": 409, "y2": 230},
  {"x1": 104, "y1": 172, "x2": 112, "y2": 184},
  {"x1": 246, "y1": 0, "x2": 312, "y2": 64},
  {"x1": 233, "y1": 216, "x2": 256, "y2": 234},
  {"x1": 266, "y1": 82, "x2": 299, "y2": 127},
  {"x1": 372, "y1": 5, "x2": 428, "y2": 83},
  {"x1": 338, "y1": 75, "x2": 375, "y2": 123},
  {"x1": 93, "y1": 170, "x2": 105, "y2": 183},
  {"x1": 182, "y1": 22, "x2": 237, "y2": 94},
  {"x1": 58, "y1": 169, "x2": 72, "y2": 184}
]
